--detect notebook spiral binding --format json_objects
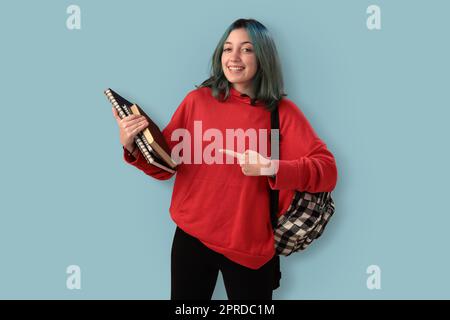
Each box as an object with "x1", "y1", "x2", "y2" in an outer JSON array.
[{"x1": 105, "y1": 89, "x2": 157, "y2": 166}]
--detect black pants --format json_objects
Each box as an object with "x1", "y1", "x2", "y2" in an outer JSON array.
[{"x1": 171, "y1": 226, "x2": 279, "y2": 300}]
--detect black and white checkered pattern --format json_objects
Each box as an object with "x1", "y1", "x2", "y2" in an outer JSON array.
[{"x1": 273, "y1": 191, "x2": 335, "y2": 256}]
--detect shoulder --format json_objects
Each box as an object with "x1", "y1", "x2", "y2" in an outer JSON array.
[
  {"x1": 173, "y1": 87, "x2": 213, "y2": 119},
  {"x1": 278, "y1": 97, "x2": 309, "y2": 124},
  {"x1": 174, "y1": 87, "x2": 213, "y2": 116},
  {"x1": 184, "y1": 86, "x2": 213, "y2": 103}
]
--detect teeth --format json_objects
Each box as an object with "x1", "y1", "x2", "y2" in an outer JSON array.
[{"x1": 229, "y1": 67, "x2": 244, "y2": 71}]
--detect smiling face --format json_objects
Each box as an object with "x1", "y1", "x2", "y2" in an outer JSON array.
[{"x1": 221, "y1": 28, "x2": 258, "y2": 97}]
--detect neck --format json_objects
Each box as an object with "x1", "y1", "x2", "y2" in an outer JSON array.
[{"x1": 232, "y1": 83, "x2": 254, "y2": 98}]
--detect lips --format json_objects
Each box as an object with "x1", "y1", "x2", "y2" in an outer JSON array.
[{"x1": 228, "y1": 66, "x2": 245, "y2": 73}]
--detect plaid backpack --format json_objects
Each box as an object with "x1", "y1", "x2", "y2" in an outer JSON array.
[{"x1": 269, "y1": 106, "x2": 336, "y2": 256}]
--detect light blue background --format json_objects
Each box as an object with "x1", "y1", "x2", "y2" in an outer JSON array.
[{"x1": 1, "y1": 0, "x2": 449, "y2": 299}]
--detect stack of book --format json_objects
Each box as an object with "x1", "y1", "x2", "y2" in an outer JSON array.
[{"x1": 104, "y1": 88, "x2": 177, "y2": 173}]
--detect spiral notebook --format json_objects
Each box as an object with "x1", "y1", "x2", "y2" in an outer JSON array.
[{"x1": 104, "y1": 88, "x2": 177, "y2": 173}]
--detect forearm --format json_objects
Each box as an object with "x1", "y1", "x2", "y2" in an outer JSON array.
[
  {"x1": 122, "y1": 146, "x2": 175, "y2": 180},
  {"x1": 129, "y1": 144, "x2": 140, "y2": 159},
  {"x1": 124, "y1": 143, "x2": 139, "y2": 158},
  {"x1": 268, "y1": 154, "x2": 337, "y2": 193}
]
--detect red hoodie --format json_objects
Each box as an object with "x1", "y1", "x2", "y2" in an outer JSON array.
[{"x1": 123, "y1": 86, "x2": 338, "y2": 269}]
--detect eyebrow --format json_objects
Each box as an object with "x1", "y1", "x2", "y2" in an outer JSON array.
[{"x1": 224, "y1": 41, "x2": 253, "y2": 45}]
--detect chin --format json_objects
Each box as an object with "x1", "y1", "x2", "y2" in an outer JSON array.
[{"x1": 226, "y1": 75, "x2": 247, "y2": 84}]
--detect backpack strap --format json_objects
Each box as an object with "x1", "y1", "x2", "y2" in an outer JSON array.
[
  {"x1": 270, "y1": 105, "x2": 282, "y2": 290},
  {"x1": 270, "y1": 106, "x2": 280, "y2": 230}
]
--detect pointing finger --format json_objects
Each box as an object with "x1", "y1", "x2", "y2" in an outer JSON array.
[{"x1": 219, "y1": 149, "x2": 244, "y2": 163}]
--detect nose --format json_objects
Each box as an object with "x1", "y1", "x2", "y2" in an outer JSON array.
[{"x1": 230, "y1": 48, "x2": 241, "y2": 62}]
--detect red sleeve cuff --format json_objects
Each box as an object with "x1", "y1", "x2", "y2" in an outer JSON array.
[
  {"x1": 268, "y1": 159, "x2": 303, "y2": 190},
  {"x1": 123, "y1": 146, "x2": 142, "y2": 165}
]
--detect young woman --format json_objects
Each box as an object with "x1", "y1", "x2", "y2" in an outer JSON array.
[{"x1": 112, "y1": 18, "x2": 338, "y2": 300}]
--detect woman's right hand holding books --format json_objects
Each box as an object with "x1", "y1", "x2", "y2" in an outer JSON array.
[{"x1": 112, "y1": 107, "x2": 149, "y2": 153}]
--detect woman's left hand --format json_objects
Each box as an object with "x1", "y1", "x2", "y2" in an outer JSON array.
[{"x1": 219, "y1": 149, "x2": 278, "y2": 176}]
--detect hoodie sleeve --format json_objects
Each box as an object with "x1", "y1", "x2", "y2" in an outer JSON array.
[
  {"x1": 268, "y1": 99, "x2": 338, "y2": 193},
  {"x1": 123, "y1": 91, "x2": 193, "y2": 180}
]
